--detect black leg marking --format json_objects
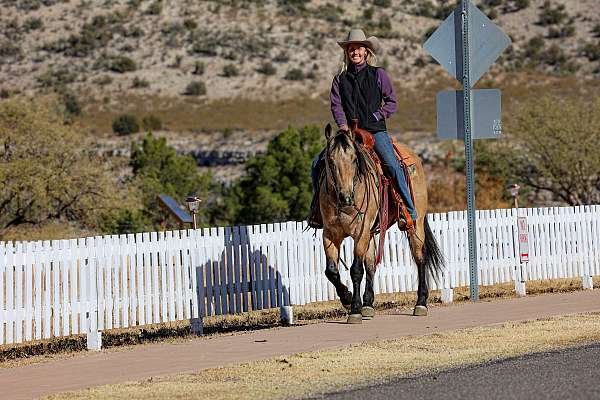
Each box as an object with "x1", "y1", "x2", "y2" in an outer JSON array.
[
  {"x1": 416, "y1": 260, "x2": 429, "y2": 307},
  {"x1": 350, "y1": 256, "x2": 364, "y2": 314},
  {"x1": 325, "y1": 257, "x2": 352, "y2": 306},
  {"x1": 363, "y1": 263, "x2": 375, "y2": 307}
]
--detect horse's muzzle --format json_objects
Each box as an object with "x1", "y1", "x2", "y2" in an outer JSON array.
[{"x1": 338, "y1": 192, "x2": 354, "y2": 207}]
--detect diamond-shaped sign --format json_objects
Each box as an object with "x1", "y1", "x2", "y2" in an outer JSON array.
[{"x1": 423, "y1": 0, "x2": 511, "y2": 87}]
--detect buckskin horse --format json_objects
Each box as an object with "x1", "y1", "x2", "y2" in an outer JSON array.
[{"x1": 318, "y1": 123, "x2": 443, "y2": 324}]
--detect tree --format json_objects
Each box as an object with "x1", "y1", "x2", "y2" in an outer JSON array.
[
  {"x1": 129, "y1": 133, "x2": 211, "y2": 227},
  {"x1": 479, "y1": 96, "x2": 600, "y2": 205},
  {"x1": 228, "y1": 125, "x2": 324, "y2": 224},
  {"x1": 0, "y1": 97, "x2": 129, "y2": 235}
]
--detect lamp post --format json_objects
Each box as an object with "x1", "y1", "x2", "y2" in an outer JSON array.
[
  {"x1": 185, "y1": 196, "x2": 202, "y2": 229},
  {"x1": 508, "y1": 184, "x2": 520, "y2": 209}
]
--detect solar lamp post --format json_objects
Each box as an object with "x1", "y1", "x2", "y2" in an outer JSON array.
[
  {"x1": 186, "y1": 196, "x2": 202, "y2": 229},
  {"x1": 508, "y1": 184, "x2": 521, "y2": 209}
]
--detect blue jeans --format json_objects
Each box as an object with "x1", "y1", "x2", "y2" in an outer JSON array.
[{"x1": 311, "y1": 131, "x2": 417, "y2": 220}]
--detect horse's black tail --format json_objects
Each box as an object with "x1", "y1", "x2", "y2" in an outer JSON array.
[{"x1": 423, "y1": 216, "x2": 445, "y2": 283}]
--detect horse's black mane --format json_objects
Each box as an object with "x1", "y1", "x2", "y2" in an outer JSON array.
[{"x1": 329, "y1": 132, "x2": 372, "y2": 178}]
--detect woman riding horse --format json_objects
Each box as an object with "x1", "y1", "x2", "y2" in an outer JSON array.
[
  {"x1": 310, "y1": 30, "x2": 443, "y2": 323},
  {"x1": 309, "y1": 29, "x2": 417, "y2": 229}
]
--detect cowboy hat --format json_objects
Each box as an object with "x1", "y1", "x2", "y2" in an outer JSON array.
[{"x1": 337, "y1": 29, "x2": 380, "y2": 53}]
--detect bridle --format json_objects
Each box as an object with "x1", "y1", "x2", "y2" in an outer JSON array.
[{"x1": 324, "y1": 131, "x2": 377, "y2": 219}]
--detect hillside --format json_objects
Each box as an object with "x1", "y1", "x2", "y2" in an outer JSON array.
[{"x1": 1, "y1": 0, "x2": 599, "y2": 138}]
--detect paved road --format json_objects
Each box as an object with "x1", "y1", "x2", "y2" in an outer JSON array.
[
  {"x1": 322, "y1": 343, "x2": 600, "y2": 400},
  {"x1": 1, "y1": 290, "x2": 599, "y2": 399}
]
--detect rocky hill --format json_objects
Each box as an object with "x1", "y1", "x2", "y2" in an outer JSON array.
[{"x1": 1, "y1": 0, "x2": 599, "y2": 140}]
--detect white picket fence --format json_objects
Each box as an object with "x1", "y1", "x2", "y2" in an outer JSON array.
[{"x1": 0, "y1": 205, "x2": 598, "y2": 349}]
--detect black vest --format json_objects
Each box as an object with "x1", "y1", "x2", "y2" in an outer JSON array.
[{"x1": 338, "y1": 65, "x2": 386, "y2": 133}]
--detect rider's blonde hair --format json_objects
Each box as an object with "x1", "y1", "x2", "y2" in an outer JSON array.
[{"x1": 339, "y1": 46, "x2": 378, "y2": 74}]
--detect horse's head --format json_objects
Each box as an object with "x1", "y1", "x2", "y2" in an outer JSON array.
[{"x1": 324, "y1": 123, "x2": 359, "y2": 207}]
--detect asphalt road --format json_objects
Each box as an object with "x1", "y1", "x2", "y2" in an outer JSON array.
[{"x1": 319, "y1": 343, "x2": 600, "y2": 400}]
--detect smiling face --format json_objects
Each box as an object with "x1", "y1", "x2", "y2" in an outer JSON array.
[{"x1": 346, "y1": 43, "x2": 368, "y2": 65}]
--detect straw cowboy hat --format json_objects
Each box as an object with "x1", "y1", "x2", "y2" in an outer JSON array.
[{"x1": 337, "y1": 29, "x2": 381, "y2": 53}]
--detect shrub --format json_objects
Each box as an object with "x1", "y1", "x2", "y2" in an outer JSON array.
[
  {"x1": 547, "y1": 24, "x2": 575, "y2": 39},
  {"x1": 142, "y1": 115, "x2": 163, "y2": 131},
  {"x1": 94, "y1": 75, "x2": 113, "y2": 86},
  {"x1": 277, "y1": 0, "x2": 309, "y2": 16},
  {"x1": 284, "y1": 68, "x2": 304, "y2": 81},
  {"x1": 112, "y1": 114, "x2": 140, "y2": 135},
  {"x1": 36, "y1": 67, "x2": 77, "y2": 88},
  {"x1": 373, "y1": 0, "x2": 391, "y2": 7},
  {"x1": 581, "y1": 42, "x2": 600, "y2": 62},
  {"x1": 185, "y1": 81, "x2": 207, "y2": 96},
  {"x1": 273, "y1": 52, "x2": 289, "y2": 63},
  {"x1": 592, "y1": 24, "x2": 600, "y2": 37},
  {"x1": 183, "y1": 19, "x2": 198, "y2": 30},
  {"x1": 538, "y1": 1, "x2": 567, "y2": 26},
  {"x1": 23, "y1": 17, "x2": 43, "y2": 31},
  {"x1": 192, "y1": 61, "x2": 205, "y2": 75},
  {"x1": 109, "y1": 56, "x2": 137, "y2": 73},
  {"x1": 0, "y1": 40, "x2": 21, "y2": 59},
  {"x1": 513, "y1": 0, "x2": 530, "y2": 10},
  {"x1": 146, "y1": 0, "x2": 162, "y2": 15},
  {"x1": 486, "y1": 8, "x2": 499, "y2": 20},
  {"x1": 541, "y1": 44, "x2": 566, "y2": 66},
  {"x1": 523, "y1": 36, "x2": 545, "y2": 58},
  {"x1": 363, "y1": 8, "x2": 374, "y2": 20},
  {"x1": 257, "y1": 62, "x2": 277, "y2": 75},
  {"x1": 222, "y1": 64, "x2": 239, "y2": 77},
  {"x1": 132, "y1": 76, "x2": 150, "y2": 88},
  {"x1": 414, "y1": 1, "x2": 434, "y2": 18},
  {"x1": 59, "y1": 90, "x2": 82, "y2": 116}
]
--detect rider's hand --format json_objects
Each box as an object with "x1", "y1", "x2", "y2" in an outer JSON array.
[{"x1": 339, "y1": 124, "x2": 350, "y2": 132}]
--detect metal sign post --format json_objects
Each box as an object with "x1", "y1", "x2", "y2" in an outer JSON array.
[
  {"x1": 424, "y1": 0, "x2": 511, "y2": 301},
  {"x1": 461, "y1": 0, "x2": 479, "y2": 301}
]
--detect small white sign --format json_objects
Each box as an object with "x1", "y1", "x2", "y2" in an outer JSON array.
[{"x1": 517, "y1": 217, "x2": 529, "y2": 263}]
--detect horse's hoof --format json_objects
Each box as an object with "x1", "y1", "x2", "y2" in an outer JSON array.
[
  {"x1": 361, "y1": 306, "x2": 375, "y2": 318},
  {"x1": 413, "y1": 305, "x2": 428, "y2": 316},
  {"x1": 342, "y1": 303, "x2": 351, "y2": 311},
  {"x1": 347, "y1": 314, "x2": 363, "y2": 324}
]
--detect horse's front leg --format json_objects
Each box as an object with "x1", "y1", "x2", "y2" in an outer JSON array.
[
  {"x1": 347, "y1": 236, "x2": 370, "y2": 324},
  {"x1": 323, "y1": 231, "x2": 352, "y2": 309}
]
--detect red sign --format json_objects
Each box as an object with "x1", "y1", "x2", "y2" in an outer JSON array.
[{"x1": 517, "y1": 217, "x2": 529, "y2": 263}]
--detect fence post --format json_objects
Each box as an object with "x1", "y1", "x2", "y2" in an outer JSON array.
[
  {"x1": 87, "y1": 236, "x2": 102, "y2": 351},
  {"x1": 191, "y1": 261, "x2": 204, "y2": 335},
  {"x1": 441, "y1": 288, "x2": 453, "y2": 304},
  {"x1": 280, "y1": 305, "x2": 294, "y2": 325}
]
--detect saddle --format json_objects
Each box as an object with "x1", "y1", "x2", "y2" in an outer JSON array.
[
  {"x1": 308, "y1": 126, "x2": 418, "y2": 237},
  {"x1": 353, "y1": 126, "x2": 418, "y2": 234}
]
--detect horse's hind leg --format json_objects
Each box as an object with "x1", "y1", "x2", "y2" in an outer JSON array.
[
  {"x1": 323, "y1": 232, "x2": 352, "y2": 309},
  {"x1": 409, "y1": 220, "x2": 429, "y2": 316},
  {"x1": 361, "y1": 237, "x2": 376, "y2": 319}
]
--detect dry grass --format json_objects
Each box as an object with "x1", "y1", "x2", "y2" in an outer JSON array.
[
  {"x1": 46, "y1": 312, "x2": 600, "y2": 400},
  {"x1": 1, "y1": 277, "x2": 597, "y2": 369},
  {"x1": 79, "y1": 74, "x2": 600, "y2": 136}
]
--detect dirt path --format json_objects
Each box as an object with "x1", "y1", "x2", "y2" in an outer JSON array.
[{"x1": 3, "y1": 290, "x2": 599, "y2": 400}]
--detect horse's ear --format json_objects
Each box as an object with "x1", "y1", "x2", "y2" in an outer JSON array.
[{"x1": 325, "y1": 123, "x2": 332, "y2": 140}]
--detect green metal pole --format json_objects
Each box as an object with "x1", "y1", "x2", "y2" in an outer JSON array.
[{"x1": 462, "y1": 0, "x2": 479, "y2": 301}]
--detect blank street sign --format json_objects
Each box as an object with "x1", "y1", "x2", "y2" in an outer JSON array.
[
  {"x1": 436, "y1": 89, "x2": 502, "y2": 140},
  {"x1": 423, "y1": 1, "x2": 511, "y2": 87}
]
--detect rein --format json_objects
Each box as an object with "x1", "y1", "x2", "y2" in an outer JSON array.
[{"x1": 324, "y1": 130, "x2": 389, "y2": 267}]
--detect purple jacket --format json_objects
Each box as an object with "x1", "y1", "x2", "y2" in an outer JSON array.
[{"x1": 330, "y1": 62, "x2": 398, "y2": 128}]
